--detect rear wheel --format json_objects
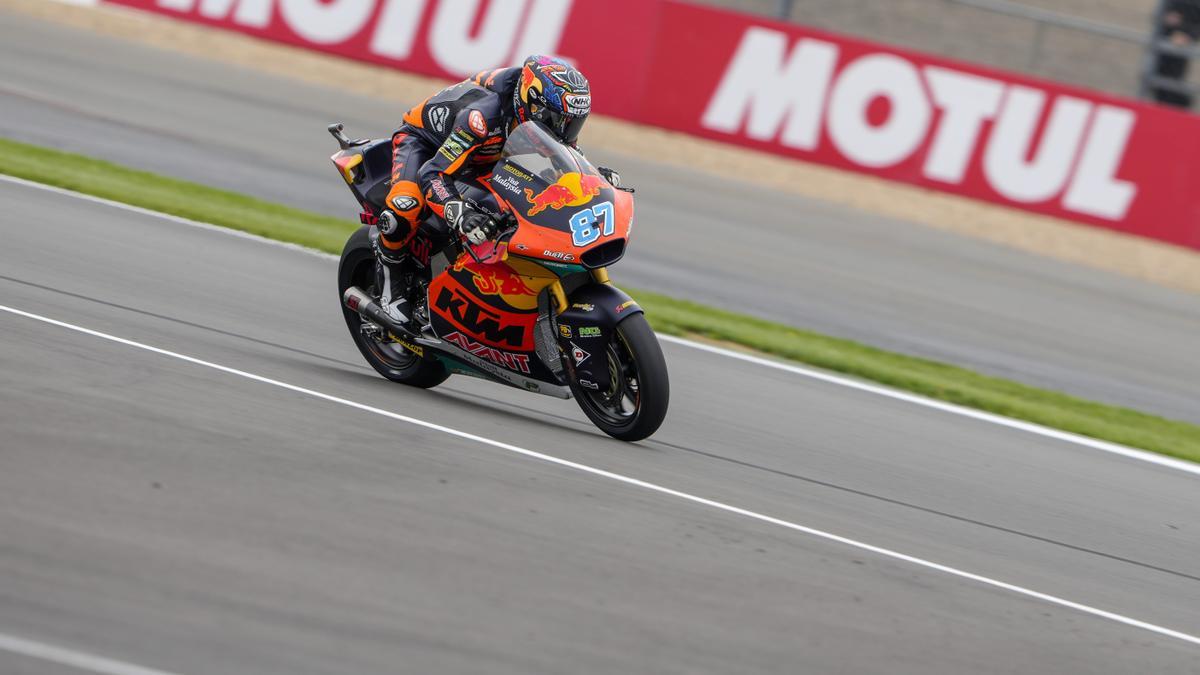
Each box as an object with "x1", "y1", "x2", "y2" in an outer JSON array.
[
  {"x1": 569, "y1": 313, "x2": 669, "y2": 441},
  {"x1": 338, "y1": 225, "x2": 448, "y2": 388}
]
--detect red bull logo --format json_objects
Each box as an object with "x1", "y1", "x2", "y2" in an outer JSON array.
[
  {"x1": 470, "y1": 267, "x2": 537, "y2": 298},
  {"x1": 451, "y1": 256, "x2": 552, "y2": 311},
  {"x1": 524, "y1": 172, "x2": 605, "y2": 215}
]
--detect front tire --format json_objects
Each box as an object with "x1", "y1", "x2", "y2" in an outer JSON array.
[
  {"x1": 569, "y1": 313, "x2": 669, "y2": 441},
  {"x1": 338, "y1": 225, "x2": 448, "y2": 388}
]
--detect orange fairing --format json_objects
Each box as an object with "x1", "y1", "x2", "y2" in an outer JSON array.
[
  {"x1": 506, "y1": 186, "x2": 634, "y2": 265},
  {"x1": 507, "y1": 211, "x2": 577, "y2": 258},
  {"x1": 428, "y1": 252, "x2": 560, "y2": 352},
  {"x1": 612, "y1": 188, "x2": 635, "y2": 239}
]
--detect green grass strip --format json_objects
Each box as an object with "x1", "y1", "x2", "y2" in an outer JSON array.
[
  {"x1": 0, "y1": 137, "x2": 358, "y2": 252},
  {"x1": 3, "y1": 136, "x2": 1198, "y2": 463}
]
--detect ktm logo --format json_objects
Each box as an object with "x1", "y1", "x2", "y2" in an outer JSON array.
[{"x1": 435, "y1": 286, "x2": 526, "y2": 348}]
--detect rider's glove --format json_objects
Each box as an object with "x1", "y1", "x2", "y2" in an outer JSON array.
[
  {"x1": 598, "y1": 166, "x2": 621, "y2": 188},
  {"x1": 444, "y1": 199, "x2": 496, "y2": 246}
]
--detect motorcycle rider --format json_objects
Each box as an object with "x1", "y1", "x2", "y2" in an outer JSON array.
[{"x1": 373, "y1": 54, "x2": 618, "y2": 326}]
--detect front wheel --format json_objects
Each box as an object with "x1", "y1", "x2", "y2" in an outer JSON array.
[{"x1": 569, "y1": 313, "x2": 669, "y2": 441}]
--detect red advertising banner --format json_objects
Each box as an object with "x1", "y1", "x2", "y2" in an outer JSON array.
[
  {"x1": 643, "y1": 3, "x2": 1200, "y2": 249},
  {"x1": 101, "y1": 0, "x2": 1200, "y2": 250}
]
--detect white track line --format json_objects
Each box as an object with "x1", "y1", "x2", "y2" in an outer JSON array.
[
  {"x1": 2, "y1": 302, "x2": 1199, "y2": 652},
  {"x1": 2, "y1": 173, "x2": 1196, "y2": 478},
  {"x1": 0, "y1": 632, "x2": 181, "y2": 675}
]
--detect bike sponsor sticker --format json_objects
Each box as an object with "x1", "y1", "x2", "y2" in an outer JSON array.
[
  {"x1": 452, "y1": 257, "x2": 545, "y2": 311},
  {"x1": 503, "y1": 164, "x2": 534, "y2": 181},
  {"x1": 570, "y1": 342, "x2": 590, "y2": 365},
  {"x1": 525, "y1": 172, "x2": 604, "y2": 216},
  {"x1": 559, "y1": 324, "x2": 572, "y2": 338},
  {"x1": 433, "y1": 284, "x2": 534, "y2": 350},
  {"x1": 571, "y1": 303, "x2": 595, "y2": 312},
  {"x1": 444, "y1": 331, "x2": 531, "y2": 373},
  {"x1": 388, "y1": 334, "x2": 425, "y2": 357},
  {"x1": 578, "y1": 326, "x2": 601, "y2": 337},
  {"x1": 578, "y1": 378, "x2": 600, "y2": 390},
  {"x1": 542, "y1": 249, "x2": 575, "y2": 262},
  {"x1": 615, "y1": 300, "x2": 638, "y2": 314},
  {"x1": 493, "y1": 174, "x2": 523, "y2": 195}
]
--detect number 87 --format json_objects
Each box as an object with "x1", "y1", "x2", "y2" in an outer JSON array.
[{"x1": 569, "y1": 201, "x2": 615, "y2": 247}]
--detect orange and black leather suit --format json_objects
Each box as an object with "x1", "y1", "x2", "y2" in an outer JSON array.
[{"x1": 379, "y1": 67, "x2": 522, "y2": 257}]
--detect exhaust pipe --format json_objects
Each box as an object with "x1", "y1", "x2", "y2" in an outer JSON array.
[{"x1": 343, "y1": 286, "x2": 418, "y2": 339}]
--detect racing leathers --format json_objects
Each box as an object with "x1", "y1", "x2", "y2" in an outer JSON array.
[
  {"x1": 373, "y1": 62, "x2": 612, "y2": 326},
  {"x1": 378, "y1": 67, "x2": 521, "y2": 260},
  {"x1": 368, "y1": 68, "x2": 524, "y2": 325}
]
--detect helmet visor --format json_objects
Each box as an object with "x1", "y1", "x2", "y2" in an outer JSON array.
[{"x1": 537, "y1": 107, "x2": 586, "y2": 145}]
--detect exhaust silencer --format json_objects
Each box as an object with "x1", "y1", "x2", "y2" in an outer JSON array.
[{"x1": 342, "y1": 286, "x2": 417, "y2": 339}]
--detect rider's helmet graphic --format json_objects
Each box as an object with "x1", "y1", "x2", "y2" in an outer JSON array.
[{"x1": 513, "y1": 55, "x2": 591, "y2": 145}]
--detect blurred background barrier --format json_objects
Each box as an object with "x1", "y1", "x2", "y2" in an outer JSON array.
[
  {"x1": 99, "y1": 0, "x2": 1200, "y2": 250},
  {"x1": 698, "y1": 0, "x2": 1200, "y2": 111},
  {"x1": 702, "y1": 0, "x2": 1200, "y2": 112}
]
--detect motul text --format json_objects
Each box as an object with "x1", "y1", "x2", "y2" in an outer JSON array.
[
  {"x1": 144, "y1": 0, "x2": 573, "y2": 76},
  {"x1": 702, "y1": 27, "x2": 1136, "y2": 221}
]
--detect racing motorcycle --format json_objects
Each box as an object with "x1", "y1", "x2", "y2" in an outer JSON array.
[{"x1": 329, "y1": 120, "x2": 669, "y2": 441}]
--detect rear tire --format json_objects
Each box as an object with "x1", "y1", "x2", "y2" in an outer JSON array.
[
  {"x1": 568, "y1": 313, "x2": 669, "y2": 441},
  {"x1": 338, "y1": 225, "x2": 448, "y2": 388}
]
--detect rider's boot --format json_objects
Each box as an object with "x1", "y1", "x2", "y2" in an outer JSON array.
[{"x1": 370, "y1": 215, "x2": 413, "y2": 328}]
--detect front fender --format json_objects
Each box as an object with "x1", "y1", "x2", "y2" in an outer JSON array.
[{"x1": 555, "y1": 284, "x2": 643, "y2": 392}]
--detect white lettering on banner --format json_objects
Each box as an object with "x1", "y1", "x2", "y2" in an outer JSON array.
[
  {"x1": 701, "y1": 27, "x2": 837, "y2": 150},
  {"x1": 508, "y1": 0, "x2": 575, "y2": 68},
  {"x1": 279, "y1": 0, "x2": 375, "y2": 44},
  {"x1": 923, "y1": 67, "x2": 1004, "y2": 183},
  {"x1": 983, "y1": 86, "x2": 1091, "y2": 203},
  {"x1": 430, "y1": 0, "x2": 526, "y2": 75},
  {"x1": 1062, "y1": 106, "x2": 1138, "y2": 219},
  {"x1": 827, "y1": 54, "x2": 931, "y2": 168},
  {"x1": 428, "y1": 0, "x2": 574, "y2": 76},
  {"x1": 155, "y1": 0, "x2": 572, "y2": 76},
  {"x1": 370, "y1": 0, "x2": 427, "y2": 59},
  {"x1": 157, "y1": 0, "x2": 271, "y2": 26},
  {"x1": 701, "y1": 26, "x2": 1139, "y2": 220}
]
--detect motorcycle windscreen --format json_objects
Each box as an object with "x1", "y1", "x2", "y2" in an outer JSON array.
[{"x1": 493, "y1": 122, "x2": 630, "y2": 265}]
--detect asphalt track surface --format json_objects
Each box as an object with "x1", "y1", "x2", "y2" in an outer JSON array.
[
  {"x1": 2, "y1": 9, "x2": 1200, "y2": 675},
  {"x1": 5, "y1": 178, "x2": 1200, "y2": 673},
  {"x1": 2, "y1": 10, "x2": 1200, "y2": 424}
]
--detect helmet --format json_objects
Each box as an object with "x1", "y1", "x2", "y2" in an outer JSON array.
[{"x1": 513, "y1": 55, "x2": 591, "y2": 145}]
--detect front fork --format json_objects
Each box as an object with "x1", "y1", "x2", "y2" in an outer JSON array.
[
  {"x1": 551, "y1": 268, "x2": 642, "y2": 393},
  {"x1": 548, "y1": 267, "x2": 612, "y2": 315}
]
